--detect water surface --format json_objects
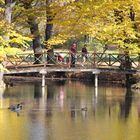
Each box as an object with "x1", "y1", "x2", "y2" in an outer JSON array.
[{"x1": 0, "y1": 80, "x2": 140, "y2": 140}]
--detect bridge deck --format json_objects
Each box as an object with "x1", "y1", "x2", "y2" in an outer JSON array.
[{"x1": 4, "y1": 65, "x2": 139, "y2": 75}]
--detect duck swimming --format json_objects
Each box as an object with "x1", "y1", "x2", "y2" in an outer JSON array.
[{"x1": 8, "y1": 103, "x2": 23, "y2": 112}]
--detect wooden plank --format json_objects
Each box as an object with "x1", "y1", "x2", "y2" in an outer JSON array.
[
  {"x1": 6, "y1": 63, "x2": 54, "y2": 69},
  {"x1": 4, "y1": 65, "x2": 140, "y2": 75}
]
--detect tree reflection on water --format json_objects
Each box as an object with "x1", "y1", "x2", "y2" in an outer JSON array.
[{"x1": 120, "y1": 87, "x2": 132, "y2": 119}]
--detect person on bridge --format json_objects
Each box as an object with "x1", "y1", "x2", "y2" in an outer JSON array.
[
  {"x1": 81, "y1": 44, "x2": 88, "y2": 64},
  {"x1": 70, "y1": 43, "x2": 77, "y2": 67}
]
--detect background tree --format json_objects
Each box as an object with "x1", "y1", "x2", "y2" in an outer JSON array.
[
  {"x1": 48, "y1": 0, "x2": 140, "y2": 53},
  {"x1": 19, "y1": 0, "x2": 43, "y2": 64},
  {"x1": 2, "y1": 0, "x2": 140, "y2": 61},
  {"x1": 0, "y1": 0, "x2": 31, "y2": 58},
  {"x1": 0, "y1": 0, "x2": 31, "y2": 86},
  {"x1": 45, "y1": 0, "x2": 54, "y2": 64}
]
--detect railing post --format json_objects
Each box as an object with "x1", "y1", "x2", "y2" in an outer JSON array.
[{"x1": 42, "y1": 50, "x2": 45, "y2": 63}]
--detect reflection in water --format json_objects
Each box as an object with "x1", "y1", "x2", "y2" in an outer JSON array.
[
  {"x1": 45, "y1": 85, "x2": 56, "y2": 117},
  {"x1": 0, "y1": 82, "x2": 140, "y2": 140},
  {"x1": 92, "y1": 87, "x2": 98, "y2": 117},
  {"x1": 0, "y1": 87, "x2": 5, "y2": 108},
  {"x1": 95, "y1": 87, "x2": 98, "y2": 97},
  {"x1": 137, "y1": 91, "x2": 140, "y2": 118},
  {"x1": 55, "y1": 86, "x2": 65, "y2": 109},
  {"x1": 81, "y1": 108, "x2": 87, "y2": 120},
  {"x1": 47, "y1": 86, "x2": 55, "y2": 99},
  {"x1": 120, "y1": 87, "x2": 132, "y2": 119},
  {"x1": 70, "y1": 105, "x2": 76, "y2": 118},
  {"x1": 34, "y1": 83, "x2": 42, "y2": 98},
  {"x1": 33, "y1": 83, "x2": 47, "y2": 112}
]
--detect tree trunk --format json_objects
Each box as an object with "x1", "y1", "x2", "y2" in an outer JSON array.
[
  {"x1": 4, "y1": 0, "x2": 15, "y2": 40},
  {"x1": 5, "y1": 0, "x2": 12, "y2": 24},
  {"x1": 129, "y1": 8, "x2": 140, "y2": 68},
  {"x1": 23, "y1": 1, "x2": 42, "y2": 64},
  {"x1": 28, "y1": 17, "x2": 42, "y2": 64},
  {"x1": 45, "y1": 0, "x2": 54, "y2": 64},
  {"x1": 1, "y1": 0, "x2": 15, "y2": 87}
]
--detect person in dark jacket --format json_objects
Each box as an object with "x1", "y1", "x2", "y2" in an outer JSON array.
[{"x1": 82, "y1": 44, "x2": 88, "y2": 63}]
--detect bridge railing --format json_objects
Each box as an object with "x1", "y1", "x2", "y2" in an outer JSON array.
[{"x1": 4, "y1": 51, "x2": 140, "y2": 70}]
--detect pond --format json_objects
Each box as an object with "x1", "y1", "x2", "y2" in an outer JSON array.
[{"x1": 0, "y1": 80, "x2": 140, "y2": 140}]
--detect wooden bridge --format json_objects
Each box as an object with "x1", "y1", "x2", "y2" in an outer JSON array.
[
  {"x1": 3, "y1": 51, "x2": 140, "y2": 74},
  {"x1": 2, "y1": 51, "x2": 139, "y2": 87}
]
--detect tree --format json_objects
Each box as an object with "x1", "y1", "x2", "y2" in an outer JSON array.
[
  {"x1": 48, "y1": 0, "x2": 140, "y2": 53},
  {"x1": 2, "y1": 0, "x2": 140, "y2": 59},
  {"x1": 0, "y1": 0, "x2": 31, "y2": 58},
  {"x1": 45, "y1": 0, "x2": 54, "y2": 64},
  {"x1": 0, "y1": 0, "x2": 31, "y2": 86},
  {"x1": 20, "y1": 0, "x2": 43, "y2": 64}
]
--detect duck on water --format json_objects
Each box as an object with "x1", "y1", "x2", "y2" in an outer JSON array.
[{"x1": 8, "y1": 103, "x2": 23, "y2": 112}]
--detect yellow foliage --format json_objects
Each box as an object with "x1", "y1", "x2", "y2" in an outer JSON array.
[
  {"x1": 4, "y1": 47, "x2": 23, "y2": 55},
  {"x1": 0, "y1": 49, "x2": 6, "y2": 61},
  {"x1": 1, "y1": 0, "x2": 140, "y2": 54},
  {"x1": 0, "y1": 64, "x2": 9, "y2": 72},
  {"x1": 51, "y1": 0, "x2": 140, "y2": 53},
  {"x1": 0, "y1": 0, "x2": 4, "y2": 4},
  {"x1": 47, "y1": 34, "x2": 69, "y2": 46}
]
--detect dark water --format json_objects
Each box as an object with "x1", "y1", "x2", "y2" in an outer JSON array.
[{"x1": 0, "y1": 80, "x2": 140, "y2": 140}]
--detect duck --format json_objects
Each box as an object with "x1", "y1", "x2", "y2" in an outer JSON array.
[{"x1": 8, "y1": 103, "x2": 23, "y2": 112}]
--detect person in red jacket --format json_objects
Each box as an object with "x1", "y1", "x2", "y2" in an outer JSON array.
[{"x1": 70, "y1": 43, "x2": 77, "y2": 67}]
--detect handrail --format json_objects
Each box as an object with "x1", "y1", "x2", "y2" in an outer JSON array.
[{"x1": 4, "y1": 51, "x2": 140, "y2": 70}]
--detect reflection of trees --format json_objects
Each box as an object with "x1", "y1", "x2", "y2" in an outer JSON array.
[
  {"x1": 120, "y1": 87, "x2": 132, "y2": 119},
  {"x1": 56, "y1": 86, "x2": 65, "y2": 109},
  {"x1": 34, "y1": 83, "x2": 42, "y2": 98},
  {"x1": 70, "y1": 105, "x2": 76, "y2": 118},
  {"x1": 70, "y1": 97, "x2": 79, "y2": 119},
  {"x1": 47, "y1": 86, "x2": 55, "y2": 99},
  {"x1": 46, "y1": 85, "x2": 56, "y2": 117},
  {"x1": 34, "y1": 83, "x2": 53, "y2": 118},
  {"x1": 0, "y1": 87, "x2": 6, "y2": 109},
  {"x1": 52, "y1": 79, "x2": 66, "y2": 86}
]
